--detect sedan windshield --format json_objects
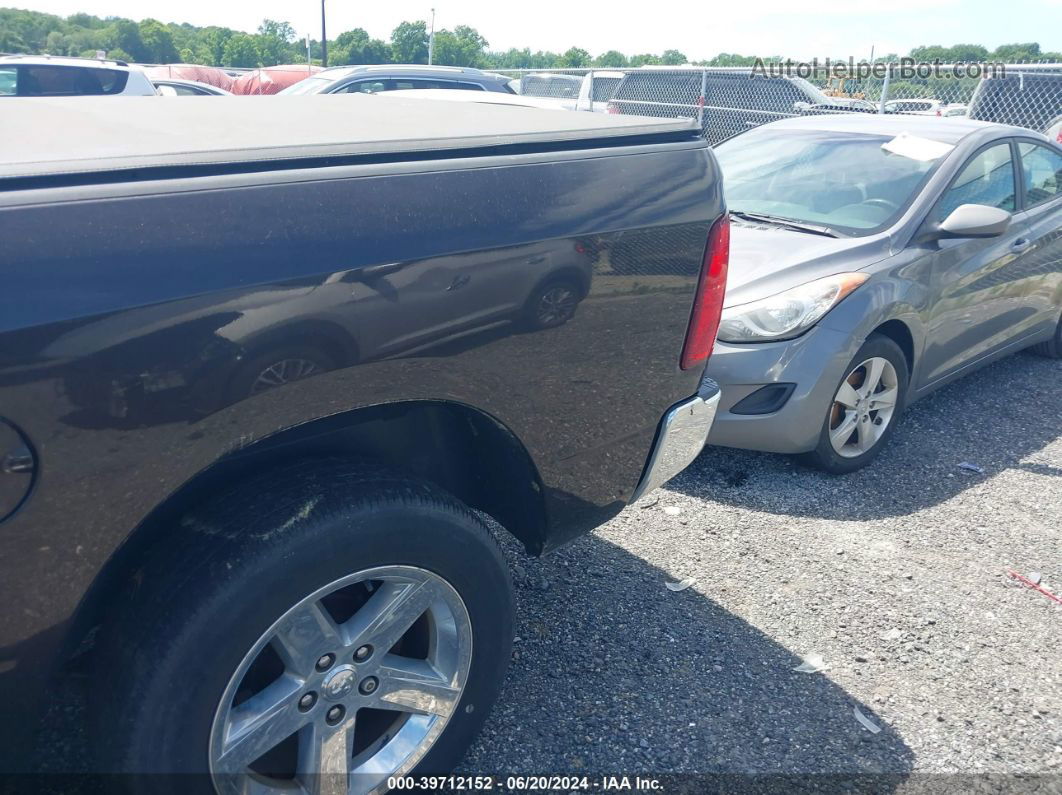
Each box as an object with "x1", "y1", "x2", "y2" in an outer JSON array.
[{"x1": 714, "y1": 128, "x2": 944, "y2": 234}]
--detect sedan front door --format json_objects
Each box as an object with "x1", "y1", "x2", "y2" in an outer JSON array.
[
  {"x1": 1011, "y1": 140, "x2": 1062, "y2": 336},
  {"x1": 919, "y1": 140, "x2": 1034, "y2": 387}
]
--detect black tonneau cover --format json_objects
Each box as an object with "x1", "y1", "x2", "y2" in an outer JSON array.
[{"x1": 1, "y1": 95, "x2": 699, "y2": 182}]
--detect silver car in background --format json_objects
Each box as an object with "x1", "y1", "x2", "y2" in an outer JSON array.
[{"x1": 706, "y1": 114, "x2": 1062, "y2": 473}]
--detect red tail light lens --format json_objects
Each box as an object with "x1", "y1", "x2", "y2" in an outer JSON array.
[{"x1": 680, "y1": 215, "x2": 730, "y2": 370}]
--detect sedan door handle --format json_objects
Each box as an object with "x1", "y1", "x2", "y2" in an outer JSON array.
[{"x1": 1010, "y1": 238, "x2": 1032, "y2": 253}]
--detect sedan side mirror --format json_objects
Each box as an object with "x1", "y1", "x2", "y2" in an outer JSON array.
[{"x1": 937, "y1": 204, "x2": 1012, "y2": 239}]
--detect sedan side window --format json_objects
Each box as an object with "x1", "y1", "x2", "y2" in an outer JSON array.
[
  {"x1": 389, "y1": 79, "x2": 451, "y2": 91},
  {"x1": 0, "y1": 67, "x2": 15, "y2": 96},
  {"x1": 937, "y1": 143, "x2": 1016, "y2": 219},
  {"x1": 340, "y1": 80, "x2": 386, "y2": 94},
  {"x1": 1018, "y1": 142, "x2": 1062, "y2": 207}
]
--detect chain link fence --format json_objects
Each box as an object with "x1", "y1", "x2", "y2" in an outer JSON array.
[{"x1": 496, "y1": 65, "x2": 1062, "y2": 145}]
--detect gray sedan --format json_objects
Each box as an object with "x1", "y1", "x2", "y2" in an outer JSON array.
[{"x1": 706, "y1": 114, "x2": 1062, "y2": 473}]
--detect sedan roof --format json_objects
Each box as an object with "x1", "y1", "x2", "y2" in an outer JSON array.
[{"x1": 763, "y1": 112, "x2": 1019, "y2": 144}]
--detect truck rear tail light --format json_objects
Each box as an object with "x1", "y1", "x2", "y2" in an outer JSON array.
[{"x1": 680, "y1": 214, "x2": 729, "y2": 370}]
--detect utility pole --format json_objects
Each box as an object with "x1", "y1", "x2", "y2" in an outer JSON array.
[
  {"x1": 320, "y1": 0, "x2": 328, "y2": 67},
  {"x1": 428, "y1": 8, "x2": 435, "y2": 65}
]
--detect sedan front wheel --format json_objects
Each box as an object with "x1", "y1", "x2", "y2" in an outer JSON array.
[{"x1": 800, "y1": 333, "x2": 909, "y2": 474}]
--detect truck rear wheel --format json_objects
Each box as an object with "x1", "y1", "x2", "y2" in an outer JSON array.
[{"x1": 92, "y1": 461, "x2": 514, "y2": 794}]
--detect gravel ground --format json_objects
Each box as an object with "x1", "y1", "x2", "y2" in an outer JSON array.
[
  {"x1": 29, "y1": 349, "x2": 1061, "y2": 791},
  {"x1": 460, "y1": 350, "x2": 1062, "y2": 783}
]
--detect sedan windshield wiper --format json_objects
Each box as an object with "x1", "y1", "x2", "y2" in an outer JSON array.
[{"x1": 729, "y1": 210, "x2": 841, "y2": 238}]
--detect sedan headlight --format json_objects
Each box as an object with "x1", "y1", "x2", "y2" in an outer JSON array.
[{"x1": 717, "y1": 273, "x2": 869, "y2": 343}]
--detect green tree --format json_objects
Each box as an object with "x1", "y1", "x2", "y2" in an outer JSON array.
[
  {"x1": 391, "y1": 20, "x2": 428, "y2": 64},
  {"x1": 256, "y1": 19, "x2": 296, "y2": 65},
  {"x1": 0, "y1": 26, "x2": 27, "y2": 53},
  {"x1": 108, "y1": 19, "x2": 146, "y2": 62},
  {"x1": 991, "y1": 42, "x2": 1041, "y2": 62},
  {"x1": 332, "y1": 28, "x2": 391, "y2": 65},
  {"x1": 139, "y1": 19, "x2": 179, "y2": 63},
  {"x1": 628, "y1": 53, "x2": 661, "y2": 67},
  {"x1": 44, "y1": 30, "x2": 70, "y2": 55},
  {"x1": 660, "y1": 48, "x2": 686, "y2": 65},
  {"x1": 558, "y1": 47, "x2": 590, "y2": 67},
  {"x1": 202, "y1": 28, "x2": 233, "y2": 66},
  {"x1": 593, "y1": 50, "x2": 627, "y2": 67},
  {"x1": 431, "y1": 25, "x2": 487, "y2": 67},
  {"x1": 222, "y1": 33, "x2": 260, "y2": 67}
]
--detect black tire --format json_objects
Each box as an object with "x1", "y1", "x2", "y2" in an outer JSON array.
[
  {"x1": 91, "y1": 460, "x2": 514, "y2": 793},
  {"x1": 227, "y1": 345, "x2": 337, "y2": 403},
  {"x1": 522, "y1": 278, "x2": 582, "y2": 330},
  {"x1": 798, "y1": 334, "x2": 910, "y2": 475},
  {"x1": 1030, "y1": 311, "x2": 1062, "y2": 358}
]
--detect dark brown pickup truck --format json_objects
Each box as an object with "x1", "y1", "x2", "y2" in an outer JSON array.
[{"x1": 0, "y1": 95, "x2": 728, "y2": 791}]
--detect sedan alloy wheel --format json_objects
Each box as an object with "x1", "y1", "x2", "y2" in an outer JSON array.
[
  {"x1": 209, "y1": 565, "x2": 472, "y2": 795},
  {"x1": 828, "y1": 356, "x2": 899, "y2": 458}
]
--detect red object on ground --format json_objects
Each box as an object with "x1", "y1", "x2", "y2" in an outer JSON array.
[
  {"x1": 1007, "y1": 569, "x2": 1062, "y2": 605},
  {"x1": 144, "y1": 64, "x2": 235, "y2": 92},
  {"x1": 231, "y1": 65, "x2": 323, "y2": 95}
]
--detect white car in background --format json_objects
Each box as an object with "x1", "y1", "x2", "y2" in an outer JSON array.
[
  {"x1": 151, "y1": 78, "x2": 232, "y2": 96},
  {"x1": 884, "y1": 98, "x2": 942, "y2": 114},
  {"x1": 884, "y1": 98, "x2": 967, "y2": 117},
  {"x1": 517, "y1": 70, "x2": 625, "y2": 112},
  {"x1": 0, "y1": 55, "x2": 157, "y2": 96}
]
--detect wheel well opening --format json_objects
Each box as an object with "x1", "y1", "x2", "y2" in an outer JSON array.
[
  {"x1": 241, "y1": 322, "x2": 359, "y2": 371},
  {"x1": 64, "y1": 400, "x2": 547, "y2": 662},
  {"x1": 873, "y1": 320, "x2": 914, "y2": 373},
  {"x1": 535, "y1": 266, "x2": 591, "y2": 299}
]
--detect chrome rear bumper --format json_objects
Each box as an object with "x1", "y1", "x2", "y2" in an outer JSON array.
[{"x1": 631, "y1": 379, "x2": 720, "y2": 502}]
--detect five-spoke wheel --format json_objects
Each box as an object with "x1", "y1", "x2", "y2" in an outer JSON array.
[
  {"x1": 801, "y1": 333, "x2": 909, "y2": 474},
  {"x1": 92, "y1": 462, "x2": 513, "y2": 795},
  {"x1": 210, "y1": 567, "x2": 472, "y2": 795}
]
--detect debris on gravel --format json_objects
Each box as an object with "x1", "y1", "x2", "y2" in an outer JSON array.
[{"x1": 462, "y1": 352, "x2": 1061, "y2": 777}]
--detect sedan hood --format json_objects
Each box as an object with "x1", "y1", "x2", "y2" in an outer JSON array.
[{"x1": 723, "y1": 220, "x2": 891, "y2": 308}]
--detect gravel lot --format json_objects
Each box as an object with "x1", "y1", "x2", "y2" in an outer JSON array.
[
  {"x1": 32, "y1": 348, "x2": 1061, "y2": 790},
  {"x1": 461, "y1": 349, "x2": 1062, "y2": 783}
]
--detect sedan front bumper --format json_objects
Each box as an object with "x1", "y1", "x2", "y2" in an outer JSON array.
[
  {"x1": 631, "y1": 378, "x2": 721, "y2": 501},
  {"x1": 705, "y1": 324, "x2": 862, "y2": 454}
]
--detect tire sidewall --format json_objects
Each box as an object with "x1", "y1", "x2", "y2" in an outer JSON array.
[
  {"x1": 807, "y1": 334, "x2": 910, "y2": 474},
  {"x1": 100, "y1": 492, "x2": 512, "y2": 787}
]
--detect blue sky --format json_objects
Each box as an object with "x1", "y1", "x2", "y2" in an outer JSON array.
[{"x1": 19, "y1": 0, "x2": 1062, "y2": 59}]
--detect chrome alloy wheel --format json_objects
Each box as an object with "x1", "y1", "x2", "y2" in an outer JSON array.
[
  {"x1": 828, "y1": 356, "x2": 899, "y2": 458},
  {"x1": 250, "y1": 359, "x2": 321, "y2": 395},
  {"x1": 209, "y1": 566, "x2": 472, "y2": 795},
  {"x1": 535, "y1": 285, "x2": 578, "y2": 326}
]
